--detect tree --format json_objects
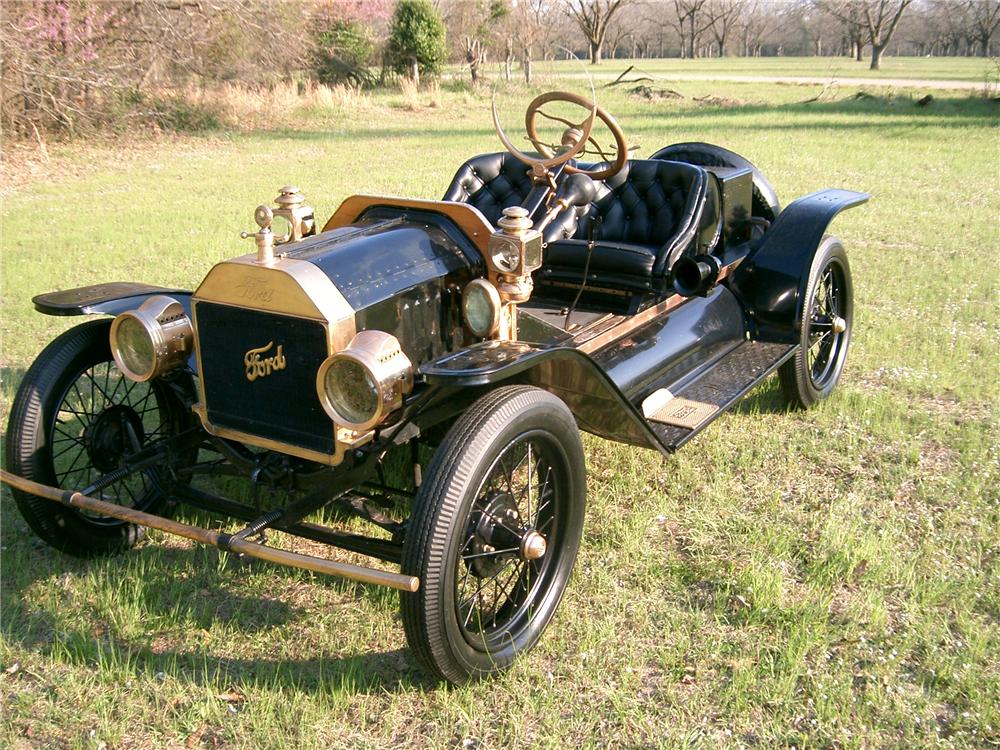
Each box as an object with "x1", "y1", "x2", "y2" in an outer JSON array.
[
  {"x1": 671, "y1": 0, "x2": 709, "y2": 58},
  {"x1": 564, "y1": 0, "x2": 632, "y2": 64},
  {"x1": 514, "y1": 0, "x2": 554, "y2": 82},
  {"x1": 387, "y1": 0, "x2": 446, "y2": 85},
  {"x1": 968, "y1": 0, "x2": 1000, "y2": 55},
  {"x1": 312, "y1": 20, "x2": 376, "y2": 86},
  {"x1": 705, "y1": 0, "x2": 746, "y2": 56},
  {"x1": 814, "y1": 0, "x2": 868, "y2": 60},
  {"x1": 816, "y1": 0, "x2": 913, "y2": 68},
  {"x1": 861, "y1": 0, "x2": 914, "y2": 69}
]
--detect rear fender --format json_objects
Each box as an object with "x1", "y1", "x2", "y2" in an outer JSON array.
[
  {"x1": 420, "y1": 341, "x2": 669, "y2": 456},
  {"x1": 728, "y1": 189, "x2": 868, "y2": 343},
  {"x1": 33, "y1": 282, "x2": 192, "y2": 318}
]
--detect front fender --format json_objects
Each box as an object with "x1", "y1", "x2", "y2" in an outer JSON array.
[
  {"x1": 420, "y1": 341, "x2": 670, "y2": 455},
  {"x1": 33, "y1": 282, "x2": 192, "y2": 318},
  {"x1": 729, "y1": 189, "x2": 869, "y2": 343}
]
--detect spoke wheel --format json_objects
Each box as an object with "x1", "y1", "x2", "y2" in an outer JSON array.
[
  {"x1": 779, "y1": 236, "x2": 853, "y2": 408},
  {"x1": 6, "y1": 319, "x2": 193, "y2": 556},
  {"x1": 401, "y1": 386, "x2": 585, "y2": 684}
]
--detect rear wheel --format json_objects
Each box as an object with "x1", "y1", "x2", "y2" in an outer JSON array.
[
  {"x1": 6, "y1": 319, "x2": 193, "y2": 556},
  {"x1": 778, "y1": 236, "x2": 853, "y2": 408},
  {"x1": 401, "y1": 386, "x2": 586, "y2": 684}
]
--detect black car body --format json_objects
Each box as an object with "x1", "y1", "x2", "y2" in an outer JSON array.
[{"x1": 3, "y1": 92, "x2": 867, "y2": 683}]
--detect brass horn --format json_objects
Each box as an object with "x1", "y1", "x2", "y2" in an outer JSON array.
[{"x1": 492, "y1": 93, "x2": 597, "y2": 171}]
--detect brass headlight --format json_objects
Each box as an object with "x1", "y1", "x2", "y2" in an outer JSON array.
[
  {"x1": 110, "y1": 295, "x2": 193, "y2": 382},
  {"x1": 462, "y1": 279, "x2": 501, "y2": 338},
  {"x1": 316, "y1": 330, "x2": 413, "y2": 432}
]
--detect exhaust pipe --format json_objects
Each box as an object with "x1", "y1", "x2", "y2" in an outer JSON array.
[{"x1": 670, "y1": 254, "x2": 723, "y2": 297}]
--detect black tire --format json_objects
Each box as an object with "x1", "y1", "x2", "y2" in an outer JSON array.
[
  {"x1": 651, "y1": 141, "x2": 781, "y2": 223},
  {"x1": 400, "y1": 385, "x2": 586, "y2": 684},
  {"x1": 5, "y1": 318, "x2": 192, "y2": 556},
  {"x1": 778, "y1": 236, "x2": 853, "y2": 409}
]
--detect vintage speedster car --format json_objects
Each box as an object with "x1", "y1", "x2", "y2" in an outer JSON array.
[{"x1": 3, "y1": 91, "x2": 867, "y2": 684}]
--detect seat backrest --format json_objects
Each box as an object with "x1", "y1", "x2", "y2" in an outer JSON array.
[
  {"x1": 443, "y1": 153, "x2": 584, "y2": 243},
  {"x1": 573, "y1": 159, "x2": 708, "y2": 277}
]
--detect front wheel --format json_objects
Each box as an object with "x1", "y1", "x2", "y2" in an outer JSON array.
[
  {"x1": 5, "y1": 318, "x2": 193, "y2": 556},
  {"x1": 401, "y1": 386, "x2": 586, "y2": 684},
  {"x1": 778, "y1": 236, "x2": 854, "y2": 408}
]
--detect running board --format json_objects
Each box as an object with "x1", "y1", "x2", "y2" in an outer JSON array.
[{"x1": 641, "y1": 341, "x2": 796, "y2": 452}]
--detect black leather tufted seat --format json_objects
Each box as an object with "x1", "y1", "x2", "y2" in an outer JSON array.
[
  {"x1": 442, "y1": 152, "x2": 585, "y2": 243},
  {"x1": 539, "y1": 159, "x2": 709, "y2": 293}
]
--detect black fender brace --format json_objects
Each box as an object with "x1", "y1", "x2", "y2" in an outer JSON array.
[{"x1": 728, "y1": 189, "x2": 869, "y2": 343}]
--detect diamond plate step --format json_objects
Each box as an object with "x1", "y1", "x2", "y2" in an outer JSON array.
[{"x1": 644, "y1": 341, "x2": 796, "y2": 451}]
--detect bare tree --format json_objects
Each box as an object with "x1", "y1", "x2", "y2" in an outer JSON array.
[
  {"x1": 735, "y1": 0, "x2": 772, "y2": 56},
  {"x1": 967, "y1": 0, "x2": 1000, "y2": 55},
  {"x1": 705, "y1": 0, "x2": 746, "y2": 56},
  {"x1": 670, "y1": 0, "x2": 710, "y2": 58},
  {"x1": 814, "y1": 1, "x2": 868, "y2": 60},
  {"x1": 564, "y1": 0, "x2": 632, "y2": 64},
  {"x1": 862, "y1": 0, "x2": 914, "y2": 68}
]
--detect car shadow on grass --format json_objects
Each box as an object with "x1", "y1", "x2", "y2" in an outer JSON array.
[{"x1": 0, "y1": 499, "x2": 439, "y2": 695}]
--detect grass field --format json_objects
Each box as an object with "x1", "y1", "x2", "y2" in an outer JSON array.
[
  {"x1": 1, "y1": 58, "x2": 998, "y2": 749},
  {"x1": 522, "y1": 56, "x2": 998, "y2": 83}
]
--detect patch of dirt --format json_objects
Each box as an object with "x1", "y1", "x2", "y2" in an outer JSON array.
[
  {"x1": 627, "y1": 85, "x2": 684, "y2": 101},
  {"x1": 918, "y1": 440, "x2": 958, "y2": 476},
  {"x1": 693, "y1": 94, "x2": 745, "y2": 107}
]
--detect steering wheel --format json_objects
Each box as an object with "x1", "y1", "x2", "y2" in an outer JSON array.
[{"x1": 493, "y1": 91, "x2": 629, "y2": 183}]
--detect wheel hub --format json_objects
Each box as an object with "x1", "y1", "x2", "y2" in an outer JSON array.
[
  {"x1": 468, "y1": 492, "x2": 545, "y2": 578},
  {"x1": 84, "y1": 405, "x2": 145, "y2": 473}
]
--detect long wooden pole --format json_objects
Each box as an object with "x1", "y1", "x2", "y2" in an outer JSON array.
[{"x1": 0, "y1": 469, "x2": 419, "y2": 593}]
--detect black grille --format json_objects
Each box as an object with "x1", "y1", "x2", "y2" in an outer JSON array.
[{"x1": 195, "y1": 302, "x2": 334, "y2": 455}]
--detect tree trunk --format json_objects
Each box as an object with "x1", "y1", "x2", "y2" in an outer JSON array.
[
  {"x1": 855, "y1": 39, "x2": 863, "y2": 61},
  {"x1": 870, "y1": 43, "x2": 884, "y2": 70},
  {"x1": 687, "y1": 15, "x2": 696, "y2": 58},
  {"x1": 591, "y1": 40, "x2": 602, "y2": 64},
  {"x1": 410, "y1": 58, "x2": 419, "y2": 86},
  {"x1": 524, "y1": 56, "x2": 532, "y2": 84}
]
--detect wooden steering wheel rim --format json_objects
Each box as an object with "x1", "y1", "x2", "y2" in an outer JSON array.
[{"x1": 524, "y1": 91, "x2": 628, "y2": 182}]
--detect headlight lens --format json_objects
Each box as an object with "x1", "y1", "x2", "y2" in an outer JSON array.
[
  {"x1": 316, "y1": 330, "x2": 413, "y2": 432},
  {"x1": 323, "y1": 357, "x2": 380, "y2": 427},
  {"x1": 113, "y1": 315, "x2": 157, "y2": 380},
  {"x1": 110, "y1": 295, "x2": 193, "y2": 382},
  {"x1": 462, "y1": 279, "x2": 501, "y2": 338}
]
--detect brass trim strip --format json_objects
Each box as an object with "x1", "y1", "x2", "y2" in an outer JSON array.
[
  {"x1": 194, "y1": 255, "x2": 355, "y2": 343},
  {"x1": 578, "y1": 259, "x2": 742, "y2": 355},
  {"x1": 0, "y1": 469, "x2": 419, "y2": 592},
  {"x1": 191, "y1": 404, "x2": 372, "y2": 467},
  {"x1": 322, "y1": 195, "x2": 495, "y2": 255}
]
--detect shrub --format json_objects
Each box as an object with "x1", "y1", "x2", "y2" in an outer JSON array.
[
  {"x1": 386, "y1": 0, "x2": 446, "y2": 86},
  {"x1": 312, "y1": 19, "x2": 376, "y2": 87}
]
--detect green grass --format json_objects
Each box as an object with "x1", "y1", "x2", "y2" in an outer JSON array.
[
  {"x1": 2, "y1": 69, "x2": 999, "y2": 748},
  {"x1": 519, "y1": 56, "x2": 997, "y2": 84}
]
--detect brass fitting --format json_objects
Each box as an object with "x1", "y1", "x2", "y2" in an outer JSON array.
[
  {"x1": 272, "y1": 186, "x2": 316, "y2": 244},
  {"x1": 241, "y1": 204, "x2": 276, "y2": 265}
]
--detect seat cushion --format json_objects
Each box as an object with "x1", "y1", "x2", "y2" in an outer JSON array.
[
  {"x1": 573, "y1": 159, "x2": 707, "y2": 277},
  {"x1": 537, "y1": 160, "x2": 708, "y2": 292},
  {"x1": 442, "y1": 152, "x2": 534, "y2": 226},
  {"x1": 443, "y1": 153, "x2": 585, "y2": 243}
]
